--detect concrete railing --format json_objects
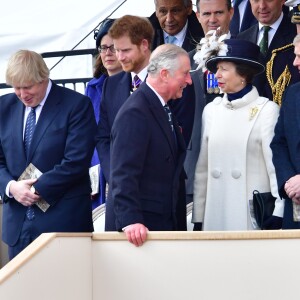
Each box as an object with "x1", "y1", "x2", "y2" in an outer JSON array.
[{"x1": 1, "y1": 230, "x2": 300, "y2": 299}]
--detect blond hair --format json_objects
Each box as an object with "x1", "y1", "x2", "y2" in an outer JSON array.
[{"x1": 6, "y1": 50, "x2": 49, "y2": 87}]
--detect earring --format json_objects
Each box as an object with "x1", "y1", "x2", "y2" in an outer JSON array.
[{"x1": 241, "y1": 80, "x2": 244, "y2": 85}]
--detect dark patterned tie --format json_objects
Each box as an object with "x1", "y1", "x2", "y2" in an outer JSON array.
[
  {"x1": 132, "y1": 75, "x2": 141, "y2": 91},
  {"x1": 259, "y1": 26, "x2": 271, "y2": 56},
  {"x1": 24, "y1": 106, "x2": 37, "y2": 220},
  {"x1": 24, "y1": 106, "x2": 37, "y2": 156},
  {"x1": 164, "y1": 104, "x2": 174, "y2": 132}
]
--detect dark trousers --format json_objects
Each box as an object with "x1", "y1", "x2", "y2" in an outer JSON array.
[{"x1": 8, "y1": 215, "x2": 39, "y2": 260}]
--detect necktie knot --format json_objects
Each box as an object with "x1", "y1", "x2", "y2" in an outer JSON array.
[
  {"x1": 233, "y1": 0, "x2": 243, "y2": 7},
  {"x1": 132, "y1": 75, "x2": 141, "y2": 91},
  {"x1": 165, "y1": 35, "x2": 177, "y2": 44},
  {"x1": 259, "y1": 26, "x2": 271, "y2": 56}
]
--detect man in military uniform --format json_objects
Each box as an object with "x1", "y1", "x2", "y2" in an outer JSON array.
[{"x1": 237, "y1": 0, "x2": 300, "y2": 105}]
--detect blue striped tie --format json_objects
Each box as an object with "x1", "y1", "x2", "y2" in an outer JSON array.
[{"x1": 24, "y1": 106, "x2": 37, "y2": 220}]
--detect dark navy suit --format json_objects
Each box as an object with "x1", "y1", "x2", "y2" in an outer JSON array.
[
  {"x1": 97, "y1": 71, "x2": 191, "y2": 231},
  {"x1": 96, "y1": 71, "x2": 132, "y2": 231},
  {"x1": 0, "y1": 82, "x2": 97, "y2": 248},
  {"x1": 271, "y1": 83, "x2": 300, "y2": 229},
  {"x1": 97, "y1": 71, "x2": 132, "y2": 183},
  {"x1": 110, "y1": 83, "x2": 186, "y2": 231}
]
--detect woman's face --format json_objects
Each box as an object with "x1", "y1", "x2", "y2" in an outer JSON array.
[
  {"x1": 100, "y1": 34, "x2": 122, "y2": 76},
  {"x1": 215, "y1": 61, "x2": 246, "y2": 94}
]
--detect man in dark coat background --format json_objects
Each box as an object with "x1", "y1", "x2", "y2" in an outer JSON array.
[{"x1": 149, "y1": 0, "x2": 204, "y2": 52}]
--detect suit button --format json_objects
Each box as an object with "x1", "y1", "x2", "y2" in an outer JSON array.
[
  {"x1": 231, "y1": 169, "x2": 241, "y2": 179},
  {"x1": 211, "y1": 169, "x2": 221, "y2": 178}
]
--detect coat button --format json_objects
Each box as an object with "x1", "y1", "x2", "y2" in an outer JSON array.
[
  {"x1": 211, "y1": 169, "x2": 221, "y2": 178},
  {"x1": 231, "y1": 170, "x2": 241, "y2": 179}
]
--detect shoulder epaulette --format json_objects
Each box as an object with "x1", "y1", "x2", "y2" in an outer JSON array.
[
  {"x1": 266, "y1": 44, "x2": 293, "y2": 106},
  {"x1": 271, "y1": 43, "x2": 294, "y2": 55}
]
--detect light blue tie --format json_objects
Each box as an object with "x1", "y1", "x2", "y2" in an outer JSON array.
[{"x1": 166, "y1": 35, "x2": 177, "y2": 44}]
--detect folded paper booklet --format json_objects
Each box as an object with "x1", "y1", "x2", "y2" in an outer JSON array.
[
  {"x1": 18, "y1": 163, "x2": 50, "y2": 212},
  {"x1": 89, "y1": 164, "x2": 100, "y2": 196}
]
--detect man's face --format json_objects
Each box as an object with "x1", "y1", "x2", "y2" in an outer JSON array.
[
  {"x1": 14, "y1": 80, "x2": 48, "y2": 107},
  {"x1": 167, "y1": 55, "x2": 192, "y2": 99},
  {"x1": 197, "y1": 0, "x2": 233, "y2": 34},
  {"x1": 155, "y1": 0, "x2": 193, "y2": 36},
  {"x1": 114, "y1": 35, "x2": 149, "y2": 73},
  {"x1": 249, "y1": 0, "x2": 285, "y2": 25},
  {"x1": 293, "y1": 42, "x2": 300, "y2": 71}
]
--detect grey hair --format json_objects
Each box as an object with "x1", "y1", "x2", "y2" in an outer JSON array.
[
  {"x1": 147, "y1": 44, "x2": 188, "y2": 76},
  {"x1": 154, "y1": 0, "x2": 191, "y2": 8},
  {"x1": 293, "y1": 34, "x2": 300, "y2": 46}
]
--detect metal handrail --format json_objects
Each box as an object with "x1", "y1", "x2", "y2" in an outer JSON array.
[{"x1": 0, "y1": 49, "x2": 95, "y2": 93}]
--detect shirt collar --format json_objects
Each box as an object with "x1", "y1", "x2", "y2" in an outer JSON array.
[
  {"x1": 146, "y1": 82, "x2": 166, "y2": 107},
  {"x1": 25, "y1": 79, "x2": 51, "y2": 113},
  {"x1": 131, "y1": 66, "x2": 148, "y2": 83},
  {"x1": 163, "y1": 21, "x2": 188, "y2": 45}
]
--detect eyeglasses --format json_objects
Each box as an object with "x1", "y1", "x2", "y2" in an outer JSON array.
[{"x1": 98, "y1": 45, "x2": 116, "y2": 53}]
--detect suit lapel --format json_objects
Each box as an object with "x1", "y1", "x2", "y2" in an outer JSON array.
[
  {"x1": 142, "y1": 84, "x2": 178, "y2": 159},
  {"x1": 249, "y1": 25, "x2": 259, "y2": 44},
  {"x1": 11, "y1": 100, "x2": 27, "y2": 162},
  {"x1": 268, "y1": 15, "x2": 295, "y2": 53},
  {"x1": 27, "y1": 83, "x2": 61, "y2": 161}
]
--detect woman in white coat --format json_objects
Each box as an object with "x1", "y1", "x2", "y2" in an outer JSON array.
[{"x1": 192, "y1": 37, "x2": 284, "y2": 231}]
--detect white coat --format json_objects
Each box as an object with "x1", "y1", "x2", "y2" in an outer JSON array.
[{"x1": 192, "y1": 87, "x2": 284, "y2": 230}]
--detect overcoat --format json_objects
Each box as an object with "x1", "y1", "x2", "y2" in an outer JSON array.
[{"x1": 192, "y1": 87, "x2": 284, "y2": 230}]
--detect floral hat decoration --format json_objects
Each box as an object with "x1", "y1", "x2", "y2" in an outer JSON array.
[
  {"x1": 193, "y1": 28, "x2": 229, "y2": 72},
  {"x1": 193, "y1": 28, "x2": 265, "y2": 75}
]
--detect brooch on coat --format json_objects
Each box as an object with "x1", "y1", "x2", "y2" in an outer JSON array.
[{"x1": 249, "y1": 107, "x2": 259, "y2": 121}]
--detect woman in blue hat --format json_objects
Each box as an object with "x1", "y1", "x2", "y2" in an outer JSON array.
[
  {"x1": 192, "y1": 31, "x2": 284, "y2": 231},
  {"x1": 85, "y1": 19, "x2": 122, "y2": 209}
]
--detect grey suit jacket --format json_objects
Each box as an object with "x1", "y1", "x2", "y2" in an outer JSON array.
[{"x1": 184, "y1": 70, "x2": 206, "y2": 196}]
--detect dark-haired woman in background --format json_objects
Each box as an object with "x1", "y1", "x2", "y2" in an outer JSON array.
[{"x1": 85, "y1": 19, "x2": 122, "y2": 208}]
